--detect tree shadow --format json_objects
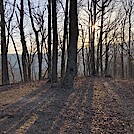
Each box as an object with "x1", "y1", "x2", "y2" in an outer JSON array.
[{"x1": 0, "y1": 77, "x2": 95, "y2": 134}]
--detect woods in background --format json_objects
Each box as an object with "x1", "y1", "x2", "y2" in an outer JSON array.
[{"x1": 0, "y1": 0, "x2": 134, "y2": 86}]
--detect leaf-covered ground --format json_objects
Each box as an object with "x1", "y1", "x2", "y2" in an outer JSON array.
[{"x1": 0, "y1": 77, "x2": 134, "y2": 133}]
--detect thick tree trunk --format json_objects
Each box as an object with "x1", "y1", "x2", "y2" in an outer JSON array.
[
  {"x1": 0, "y1": 0, "x2": 10, "y2": 85},
  {"x1": 62, "y1": 0, "x2": 78, "y2": 88},
  {"x1": 52, "y1": 0, "x2": 58, "y2": 82}
]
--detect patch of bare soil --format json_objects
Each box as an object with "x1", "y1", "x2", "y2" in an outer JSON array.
[{"x1": 0, "y1": 80, "x2": 46, "y2": 109}]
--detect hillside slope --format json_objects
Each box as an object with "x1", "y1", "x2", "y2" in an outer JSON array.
[{"x1": 0, "y1": 77, "x2": 134, "y2": 133}]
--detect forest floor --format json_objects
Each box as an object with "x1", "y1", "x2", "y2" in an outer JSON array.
[{"x1": 0, "y1": 77, "x2": 134, "y2": 134}]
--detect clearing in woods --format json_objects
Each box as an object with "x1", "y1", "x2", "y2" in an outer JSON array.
[{"x1": 0, "y1": 77, "x2": 134, "y2": 133}]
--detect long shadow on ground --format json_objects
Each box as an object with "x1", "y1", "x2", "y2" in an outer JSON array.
[{"x1": 0, "y1": 78, "x2": 94, "y2": 134}]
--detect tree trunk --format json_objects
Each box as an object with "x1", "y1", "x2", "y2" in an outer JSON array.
[
  {"x1": 81, "y1": 29, "x2": 86, "y2": 76},
  {"x1": 52, "y1": 0, "x2": 58, "y2": 82},
  {"x1": 0, "y1": 0, "x2": 10, "y2": 85},
  {"x1": 113, "y1": 44, "x2": 117, "y2": 77},
  {"x1": 28, "y1": 0, "x2": 42, "y2": 80},
  {"x1": 10, "y1": 34, "x2": 23, "y2": 81},
  {"x1": 20, "y1": 0, "x2": 29, "y2": 82},
  {"x1": 96, "y1": 41, "x2": 100, "y2": 75},
  {"x1": 87, "y1": 0, "x2": 91, "y2": 76},
  {"x1": 62, "y1": 0, "x2": 78, "y2": 88},
  {"x1": 61, "y1": 0, "x2": 68, "y2": 78},
  {"x1": 99, "y1": 6, "x2": 104, "y2": 76},
  {"x1": 48, "y1": 0, "x2": 52, "y2": 80},
  {"x1": 90, "y1": 0, "x2": 96, "y2": 75},
  {"x1": 104, "y1": 34, "x2": 109, "y2": 76},
  {"x1": 128, "y1": 8, "x2": 132, "y2": 79},
  {"x1": 121, "y1": 43, "x2": 124, "y2": 78}
]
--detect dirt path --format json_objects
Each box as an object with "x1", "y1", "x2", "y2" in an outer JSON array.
[{"x1": 0, "y1": 77, "x2": 134, "y2": 133}]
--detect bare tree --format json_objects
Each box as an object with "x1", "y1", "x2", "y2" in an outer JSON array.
[
  {"x1": 0, "y1": 0, "x2": 10, "y2": 85},
  {"x1": 90, "y1": 0, "x2": 96, "y2": 75},
  {"x1": 28, "y1": 0, "x2": 42, "y2": 80},
  {"x1": 62, "y1": 0, "x2": 78, "y2": 88},
  {"x1": 61, "y1": 0, "x2": 69, "y2": 78},
  {"x1": 48, "y1": 0, "x2": 52, "y2": 80},
  {"x1": 17, "y1": 0, "x2": 30, "y2": 82},
  {"x1": 98, "y1": 0, "x2": 112, "y2": 76},
  {"x1": 51, "y1": 0, "x2": 58, "y2": 82}
]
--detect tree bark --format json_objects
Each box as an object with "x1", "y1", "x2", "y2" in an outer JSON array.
[
  {"x1": 61, "y1": 0, "x2": 68, "y2": 78},
  {"x1": 104, "y1": 34, "x2": 109, "y2": 76},
  {"x1": 128, "y1": 6, "x2": 132, "y2": 79},
  {"x1": 48, "y1": 0, "x2": 52, "y2": 80},
  {"x1": 10, "y1": 34, "x2": 23, "y2": 81},
  {"x1": 28, "y1": 0, "x2": 42, "y2": 80},
  {"x1": 99, "y1": 6, "x2": 104, "y2": 76},
  {"x1": 0, "y1": 0, "x2": 10, "y2": 85},
  {"x1": 52, "y1": 0, "x2": 58, "y2": 82},
  {"x1": 90, "y1": 0, "x2": 96, "y2": 75},
  {"x1": 62, "y1": 0, "x2": 78, "y2": 88},
  {"x1": 20, "y1": 0, "x2": 29, "y2": 82}
]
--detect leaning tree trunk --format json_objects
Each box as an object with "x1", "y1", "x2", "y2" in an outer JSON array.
[
  {"x1": 10, "y1": 34, "x2": 23, "y2": 81},
  {"x1": 62, "y1": 0, "x2": 78, "y2": 88},
  {"x1": 0, "y1": 0, "x2": 10, "y2": 85}
]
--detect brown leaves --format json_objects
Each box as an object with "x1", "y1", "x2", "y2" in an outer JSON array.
[
  {"x1": 0, "y1": 77, "x2": 134, "y2": 133},
  {"x1": 0, "y1": 80, "x2": 46, "y2": 109}
]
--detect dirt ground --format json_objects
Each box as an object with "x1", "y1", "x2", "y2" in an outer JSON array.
[{"x1": 0, "y1": 77, "x2": 134, "y2": 133}]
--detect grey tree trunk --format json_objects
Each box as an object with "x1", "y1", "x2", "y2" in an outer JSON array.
[
  {"x1": 0, "y1": 0, "x2": 10, "y2": 85},
  {"x1": 62, "y1": 0, "x2": 78, "y2": 88}
]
